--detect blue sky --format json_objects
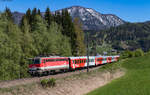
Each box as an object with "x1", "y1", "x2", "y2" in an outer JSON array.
[{"x1": 0, "y1": 0, "x2": 150, "y2": 22}]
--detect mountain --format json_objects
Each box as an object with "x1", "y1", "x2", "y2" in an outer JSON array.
[
  {"x1": 55, "y1": 6, "x2": 125, "y2": 30},
  {"x1": 12, "y1": 12, "x2": 24, "y2": 25},
  {"x1": 92, "y1": 22, "x2": 150, "y2": 52},
  {"x1": 12, "y1": 6, "x2": 125, "y2": 30}
]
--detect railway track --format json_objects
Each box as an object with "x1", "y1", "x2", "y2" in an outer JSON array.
[{"x1": 0, "y1": 66, "x2": 102, "y2": 89}]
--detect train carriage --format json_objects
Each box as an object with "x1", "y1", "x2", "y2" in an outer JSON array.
[
  {"x1": 69, "y1": 56, "x2": 96, "y2": 69},
  {"x1": 95, "y1": 56, "x2": 103, "y2": 66},
  {"x1": 107, "y1": 56, "x2": 112, "y2": 63},
  {"x1": 69, "y1": 56, "x2": 87, "y2": 69}
]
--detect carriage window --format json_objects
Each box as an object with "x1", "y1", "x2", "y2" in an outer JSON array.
[
  {"x1": 75, "y1": 60, "x2": 77, "y2": 64},
  {"x1": 92, "y1": 59, "x2": 94, "y2": 62},
  {"x1": 97, "y1": 58, "x2": 102, "y2": 61},
  {"x1": 72, "y1": 60, "x2": 75, "y2": 64},
  {"x1": 82, "y1": 59, "x2": 83, "y2": 63},
  {"x1": 78, "y1": 60, "x2": 79, "y2": 64}
]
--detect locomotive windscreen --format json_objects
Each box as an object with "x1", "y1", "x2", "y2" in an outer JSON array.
[
  {"x1": 34, "y1": 59, "x2": 40, "y2": 64},
  {"x1": 29, "y1": 58, "x2": 40, "y2": 64}
]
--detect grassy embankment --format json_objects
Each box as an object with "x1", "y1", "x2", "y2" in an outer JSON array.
[{"x1": 87, "y1": 53, "x2": 150, "y2": 95}]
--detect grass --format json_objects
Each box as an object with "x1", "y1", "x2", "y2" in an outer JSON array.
[{"x1": 87, "y1": 54, "x2": 150, "y2": 95}]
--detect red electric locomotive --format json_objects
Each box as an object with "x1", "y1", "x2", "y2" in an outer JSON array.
[{"x1": 28, "y1": 56, "x2": 69, "y2": 75}]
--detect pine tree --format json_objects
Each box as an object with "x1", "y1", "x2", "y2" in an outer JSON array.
[
  {"x1": 38, "y1": 9, "x2": 42, "y2": 17},
  {"x1": 61, "y1": 9, "x2": 77, "y2": 55},
  {"x1": 32, "y1": 8, "x2": 37, "y2": 17},
  {"x1": 45, "y1": 22, "x2": 72, "y2": 56},
  {"x1": 30, "y1": 8, "x2": 37, "y2": 30},
  {"x1": 44, "y1": 7, "x2": 54, "y2": 28},
  {"x1": 31, "y1": 14, "x2": 47, "y2": 55},
  {"x1": 20, "y1": 16, "x2": 37, "y2": 56},
  {"x1": 73, "y1": 18, "x2": 86, "y2": 56},
  {"x1": 54, "y1": 11, "x2": 62, "y2": 25},
  {"x1": 20, "y1": 16, "x2": 37, "y2": 77},
  {"x1": 4, "y1": 7, "x2": 13, "y2": 22},
  {"x1": 25, "y1": 8, "x2": 31, "y2": 25},
  {"x1": 0, "y1": 15, "x2": 10, "y2": 80},
  {"x1": 4, "y1": 21, "x2": 23, "y2": 80}
]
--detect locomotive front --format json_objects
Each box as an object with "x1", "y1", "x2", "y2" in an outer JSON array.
[{"x1": 28, "y1": 58, "x2": 42, "y2": 75}]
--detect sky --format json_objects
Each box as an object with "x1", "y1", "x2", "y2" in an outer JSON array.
[{"x1": 0, "y1": 0, "x2": 150, "y2": 22}]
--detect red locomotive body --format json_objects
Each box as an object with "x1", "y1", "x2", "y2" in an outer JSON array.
[{"x1": 29, "y1": 57, "x2": 69, "y2": 75}]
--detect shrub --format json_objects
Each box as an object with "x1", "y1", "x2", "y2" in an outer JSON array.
[
  {"x1": 47, "y1": 78, "x2": 56, "y2": 87},
  {"x1": 121, "y1": 50, "x2": 134, "y2": 59},
  {"x1": 135, "y1": 49, "x2": 144, "y2": 57},
  {"x1": 121, "y1": 49, "x2": 144, "y2": 59},
  {"x1": 41, "y1": 79, "x2": 49, "y2": 88},
  {"x1": 41, "y1": 78, "x2": 56, "y2": 88},
  {"x1": 147, "y1": 49, "x2": 150, "y2": 54}
]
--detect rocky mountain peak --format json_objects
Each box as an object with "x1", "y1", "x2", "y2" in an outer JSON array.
[
  {"x1": 55, "y1": 6, "x2": 125, "y2": 30},
  {"x1": 12, "y1": 6, "x2": 125, "y2": 30}
]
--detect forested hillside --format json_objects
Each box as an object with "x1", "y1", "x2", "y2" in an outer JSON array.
[
  {"x1": 91, "y1": 22, "x2": 150, "y2": 53},
  {"x1": 0, "y1": 7, "x2": 86, "y2": 80}
]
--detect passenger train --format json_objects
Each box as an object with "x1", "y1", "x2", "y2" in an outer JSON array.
[{"x1": 28, "y1": 55, "x2": 119, "y2": 76}]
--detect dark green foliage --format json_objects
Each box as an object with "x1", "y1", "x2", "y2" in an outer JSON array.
[
  {"x1": 73, "y1": 18, "x2": 86, "y2": 56},
  {"x1": 0, "y1": 14, "x2": 24, "y2": 80},
  {"x1": 41, "y1": 78, "x2": 56, "y2": 88},
  {"x1": 54, "y1": 11, "x2": 62, "y2": 25},
  {"x1": 61, "y1": 9, "x2": 77, "y2": 55},
  {"x1": 25, "y1": 8, "x2": 31, "y2": 25},
  {"x1": 40, "y1": 79, "x2": 49, "y2": 88},
  {"x1": 4, "y1": 7, "x2": 13, "y2": 22},
  {"x1": 94, "y1": 22, "x2": 150, "y2": 52},
  {"x1": 45, "y1": 22, "x2": 72, "y2": 56},
  {"x1": 44, "y1": 7, "x2": 54, "y2": 28},
  {"x1": 31, "y1": 8, "x2": 37, "y2": 17},
  {"x1": 134, "y1": 49, "x2": 144, "y2": 57},
  {"x1": 121, "y1": 49, "x2": 144, "y2": 59},
  {"x1": 121, "y1": 50, "x2": 134, "y2": 59},
  {"x1": 37, "y1": 9, "x2": 42, "y2": 16}
]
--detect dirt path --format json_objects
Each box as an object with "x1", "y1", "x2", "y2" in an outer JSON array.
[{"x1": 0, "y1": 69, "x2": 125, "y2": 95}]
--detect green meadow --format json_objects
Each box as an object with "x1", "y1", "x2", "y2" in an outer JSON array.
[{"x1": 87, "y1": 53, "x2": 150, "y2": 95}]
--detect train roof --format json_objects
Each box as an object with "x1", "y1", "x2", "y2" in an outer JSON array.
[
  {"x1": 29, "y1": 55, "x2": 120, "y2": 59},
  {"x1": 29, "y1": 56, "x2": 68, "y2": 59}
]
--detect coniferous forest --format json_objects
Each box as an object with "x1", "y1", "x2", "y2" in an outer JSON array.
[
  {"x1": 88, "y1": 22, "x2": 150, "y2": 55},
  {"x1": 0, "y1": 7, "x2": 86, "y2": 81}
]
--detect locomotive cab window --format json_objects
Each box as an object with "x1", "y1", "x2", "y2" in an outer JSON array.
[{"x1": 34, "y1": 59, "x2": 40, "y2": 64}]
